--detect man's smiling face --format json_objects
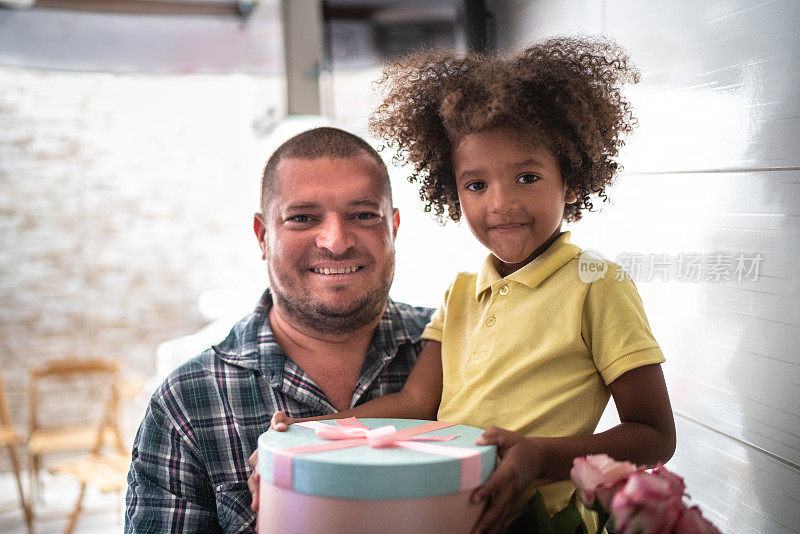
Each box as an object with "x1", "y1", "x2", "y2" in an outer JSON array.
[{"x1": 254, "y1": 155, "x2": 399, "y2": 333}]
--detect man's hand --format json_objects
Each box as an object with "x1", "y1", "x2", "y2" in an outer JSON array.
[
  {"x1": 270, "y1": 411, "x2": 294, "y2": 431},
  {"x1": 470, "y1": 427, "x2": 544, "y2": 534},
  {"x1": 248, "y1": 450, "x2": 260, "y2": 514},
  {"x1": 249, "y1": 412, "x2": 293, "y2": 513},
  {"x1": 250, "y1": 412, "x2": 296, "y2": 513}
]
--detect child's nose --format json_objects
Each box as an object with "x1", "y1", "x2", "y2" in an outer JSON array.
[{"x1": 488, "y1": 185, "x2": 517, "y2": 213}]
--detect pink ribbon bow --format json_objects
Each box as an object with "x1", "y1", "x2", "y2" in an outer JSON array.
[
  {"x1": 300, "y1": 419, "x2": 459, "y2": 447},
  {"x1": 271, "y1": 417, "x2": 483, "y2": 491}
]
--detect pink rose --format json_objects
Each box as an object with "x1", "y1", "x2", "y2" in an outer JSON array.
[
  {"x1": 651, "y1": 463, "x2": 686, "y2": 495},
  {"x1": 675, "y1": 506, "x2": 722, "y2": 534},
  {"x1": 610, "y1": 472, "x2": 684, "y2": 534},
  {"x1": 570, "y1": 454, "x2": 638, "y2": 510}
]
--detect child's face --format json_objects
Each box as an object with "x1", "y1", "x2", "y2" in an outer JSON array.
[{"x1": 453, "y1": 128, "x2": 577, "y2": 274}]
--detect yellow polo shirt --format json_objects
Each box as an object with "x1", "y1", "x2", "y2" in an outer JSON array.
[{"x1": 423, "y1": 232, "x2": 664, "y2": 516}]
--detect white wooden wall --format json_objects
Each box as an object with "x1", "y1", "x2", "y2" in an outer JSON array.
[{"x1": 488, "y1": 0, "x2": 800, "y2": 532}]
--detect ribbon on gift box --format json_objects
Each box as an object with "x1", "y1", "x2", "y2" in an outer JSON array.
[{"x1": 272, "y1": 417, "x2": 483, "y2": 491}]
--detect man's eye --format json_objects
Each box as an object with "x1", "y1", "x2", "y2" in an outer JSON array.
[
  {"x1": 517, "y1": 173, "x2": 540, "y2": 184},
  {"x1": 355, "y1": 212, "x2": 378, "y2": 220},
  {"x1": 466, "y1": 181, "x2": 487, "y2": 192},
  {"x1": 288, "y1": 215, "x2": 310, "y2": 223}
]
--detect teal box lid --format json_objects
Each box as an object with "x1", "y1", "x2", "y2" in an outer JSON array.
[{"x1": 258, "y1": 418, "x2": 496, "y2": 500}]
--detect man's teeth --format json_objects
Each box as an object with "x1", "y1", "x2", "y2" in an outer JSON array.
[{"x1": 312, "y1": 266, "x2": 360, "y2": 275}]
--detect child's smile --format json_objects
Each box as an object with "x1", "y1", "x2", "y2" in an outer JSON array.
[{"x1": 453, "y1": 128, "x2": 578, "y2": 274}]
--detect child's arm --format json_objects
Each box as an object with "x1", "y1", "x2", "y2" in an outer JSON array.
[
  {"x1": 249, "y1": 341, "x2": 443, "y2": 513},
  {"x1": 470, "y1": 363, "x2": 675, "y2": 534},
  {"x1": 250, "y1": 340, "x2": 442, "y2": 514},
  {"x1": 272, "y1": 340, "x2": 443, "y2": 429}
]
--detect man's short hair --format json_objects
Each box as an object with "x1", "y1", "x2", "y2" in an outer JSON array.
[{"x1": 260, "y1": 127, "x2": 392, "y2": 213}]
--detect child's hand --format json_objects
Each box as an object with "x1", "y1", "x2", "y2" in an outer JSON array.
[
  {"x1": 470, "y1": 427, "x2": 543, "y2": 534},
  {"x1": 270, "y1": 411, "x2": 294, "y2": 431}
]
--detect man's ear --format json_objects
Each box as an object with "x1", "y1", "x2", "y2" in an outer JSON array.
[
  {"x1": 253, "y1": 212, "x2": 268, "y2": 260},
  {"x1": 392, "y1": 208, "x2": 400, "y2": 240}
]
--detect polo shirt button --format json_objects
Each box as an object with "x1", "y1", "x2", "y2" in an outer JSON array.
[
  {"x1": 499, "y1": 285, "x2": 509, "y2": 295},
  {"x1": 486, "y1": 317, "x2": 496, "y2": 326}
]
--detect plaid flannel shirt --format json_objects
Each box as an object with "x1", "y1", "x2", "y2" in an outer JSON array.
[{"x1": 125, "y1": 289, "x2": 433, "y2": 533}]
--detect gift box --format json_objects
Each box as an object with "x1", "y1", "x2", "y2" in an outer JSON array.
[{"x1": 257, "y1": 417, "x2": 496, "y2": 534}]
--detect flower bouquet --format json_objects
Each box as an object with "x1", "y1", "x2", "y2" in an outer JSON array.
[
  {"x1": 569, "y1": 454, "x2": 722, "y2": 534},
  {"x1": 507, "y1": 454, "x2": 721, "y2": 534}
]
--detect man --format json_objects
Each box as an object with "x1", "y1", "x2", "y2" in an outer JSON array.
[{"x1": 125, "y1": 127, "x2": 433, "y2": 532}]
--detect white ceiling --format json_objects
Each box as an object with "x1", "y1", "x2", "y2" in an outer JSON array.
[{"x1": 0, "y1": 0, "x2": 283, "y2": 73}]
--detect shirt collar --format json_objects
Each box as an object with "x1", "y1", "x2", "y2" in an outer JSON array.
[
  {"x1": 475, "y1": 231, "x2": 582, "y2": 298},
  {"x1": 212, "y1": 289, "x2": 278, "y2": 378},
  {"x1": 213, "y1": 288, "x2": 418, "y2": 383}
]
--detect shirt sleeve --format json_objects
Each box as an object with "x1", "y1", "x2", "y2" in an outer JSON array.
[
  {"x1": 125, "y1": 396, "x2": 224, "y2": 533},
  {"x1": 421, "y1": 280, "x2": 456, "y2": 342},
  {"x1": 582, "y1": 263, "x2": 666, "y2": 385}
]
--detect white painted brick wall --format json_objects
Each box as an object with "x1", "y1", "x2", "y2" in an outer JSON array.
[{"x1": 0, "y1": 66, "x2": 284, "y2": 470}]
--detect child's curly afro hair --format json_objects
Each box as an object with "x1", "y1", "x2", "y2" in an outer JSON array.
[{"x1": 369, "y1": 36, "x2": 640, "y2": 223}]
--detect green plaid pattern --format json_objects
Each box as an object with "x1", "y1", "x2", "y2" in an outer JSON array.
[{"x1": 125, "y1": 289, "x2": 432, "y2": 533}]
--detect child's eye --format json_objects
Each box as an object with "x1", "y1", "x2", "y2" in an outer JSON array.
[
  {"x1": 465, "y1": 181, "x2": 487, "y2": 192},
  {"x1": 517, "y1": 173, "x2": 540, "y2": 184}
]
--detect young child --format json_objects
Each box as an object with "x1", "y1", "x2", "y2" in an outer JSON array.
[{"x1": 267, "y1": 37, "x2": 675, "y2": 532}]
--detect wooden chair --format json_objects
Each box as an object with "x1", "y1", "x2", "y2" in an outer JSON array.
[
  {"x1": 27, "y1": 358, "x2": 124, "y2": 508},
  {"x1": 0, "y1": 361, "x2": 33, "y2": 533},
  {"x1": 47, "y1": 375, "x2": 130, "y2": 534}
]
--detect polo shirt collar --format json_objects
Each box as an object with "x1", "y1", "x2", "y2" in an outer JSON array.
[{"x1": 475, "y1": 231, "x2": 581, "y2": 298}]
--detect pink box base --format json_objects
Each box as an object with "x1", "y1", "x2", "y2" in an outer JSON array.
[{"x1": 258, "y1": 479, "x2": 484, "y2": 534}]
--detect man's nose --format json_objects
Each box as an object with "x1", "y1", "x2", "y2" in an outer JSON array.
[{"x1": 315, "y1": 216, "x2": 355, "y2": 254}]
